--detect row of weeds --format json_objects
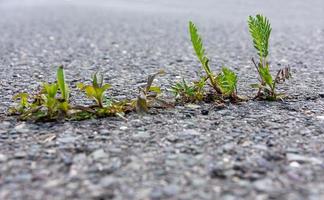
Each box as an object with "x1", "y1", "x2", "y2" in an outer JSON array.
[
  {"x1": 9, "y1": 66, "x2": 166, "y2": 121},
  {"x1": 9, "y1": 14, "x2": 291, "y2": 122}
]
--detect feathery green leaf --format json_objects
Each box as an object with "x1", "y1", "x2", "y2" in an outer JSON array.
[
  {"x1": 189, "y1": 21, "x2": 222, "y2": 93},
  {"x1": 189, "y1": 21, "x2": 207, "y2": 65},
  {"x1": 216, "y1": 67, "x2": 238, "y2": 96},
  {"x1": 248, "y1": 14, "x2": 272, "y2": 60},
  {"x1": 189, "y1": 21, "x2": 212, "y2": 75},
  {"x1": 259, "y1": 66, "x2": 274, "y2": 90}
]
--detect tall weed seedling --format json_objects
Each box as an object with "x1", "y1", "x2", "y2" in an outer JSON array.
[
  {"x1": 248, "y1": 14, "x2": 291, "y2": 100},
  {"x1": 189, "y1": 21, "x2": 240, "y2": 101}
]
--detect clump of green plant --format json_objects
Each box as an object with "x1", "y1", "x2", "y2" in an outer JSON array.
[
  {"x1": 248, "y1": 14, "x2": 291, "y2": 100},
  {"x1": 172, "y1": 21, "x2": 241, "y2": 103},
  {"x1": 9, "y1": 66, "x2": 70, "y2": 121},
  {"x1": 171, "y1": 77, "x2": 206, "y2": 103},
  {"x1": 189, "y1": 21, "x2": 240, "y2": 100},
  {"x1": 11, "y1": 93, "x2": 30, "y2": 114},
  {"x1": 10, "y1": 67, "x2": 130, "y2": 121},
  {"x1": 77, "y1": 72, "x2": 111, "y2": 108},
  {"x1": 134, "y1": 70, "x2": 170, "y2": 113},
  {"x1": 76, "y1": 72, "x2": 129, "y2": 119},
  {"x1": 10, "y1": 66, "x2": 173, "y2": 121}
]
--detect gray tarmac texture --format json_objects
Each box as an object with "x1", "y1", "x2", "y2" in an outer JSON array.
[{"x1": 0, "y1": 0, "x2": 324, "y2": 199}]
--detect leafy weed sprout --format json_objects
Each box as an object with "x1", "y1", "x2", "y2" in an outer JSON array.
[
  {"x1": 172, "y1": 21, "x2": 241, "y2": 103},
  {"x1": 77, "y1": 72, "x2": 111, "y2": 108},
  {"x1": 9, "y1": 66, "x2": 70, "y2": 121},
  {"x1": 248, "y1": 14, "x2": 291, "y2": 100},
  {"x1": 76, "y1": 72, "x2": 129, "y2": 119},
  {"x1": 10, "y1": 67, "x2": 130, "y2": 121},
  {"x1": 134, "y1": 70, "x2": 171, "y2": 113},
  {"x1": 171, "y1": 77, "x2": 205, "y2": 103},
  {"x1": 10, "y1": 67, "x2": 171, "y2": 121},
  {"x1": 189, "y1": 21, "x2": 240, "y2": 101}
]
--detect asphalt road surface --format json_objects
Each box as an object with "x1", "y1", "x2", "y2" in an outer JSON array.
[{"x1": 0, "y1": 0, "x2": 324, "y2": 199}]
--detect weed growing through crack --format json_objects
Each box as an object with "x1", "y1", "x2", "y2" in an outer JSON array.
[
  {"x1": 11, "y1": 93, "x2": 30, "y2": 114},
  {"x1": 134, "y1": 70, "x2": 170, "y2": 113},
  {"x1": 9, "y1": 67, "x2": 125, "y2": 121},
  {"x1": 171, "y1": 77, "x2": 205, "y2": 103},
  {"x1": 189, "y1": 21, "x2": 241, "y2": 101},
  {"x1": 9, "y1": 66, "x2": 70, "y2": 121},
  {"x1": 76, "y1": 72, "x2": 129, "y2": 119},
  {"x1": 41, "y1": 82, "x2": 68, "y2": 117},
  {"x1": 172, "y1": 21, "x2": 241, "y2": 103},
  {"x1": 10, "y1": 67, "x2": 171, "y2": 121},
  {"x1": 248, "y1": 14, "x2": 291, "y2": 100},
  {"x1": 77, "y1": 72, "x2": 111, "y2": 108}
]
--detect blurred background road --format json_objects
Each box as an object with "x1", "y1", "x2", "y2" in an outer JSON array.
[{"x1": 1, "y1": 0, "x2": 324, "y2": 26}]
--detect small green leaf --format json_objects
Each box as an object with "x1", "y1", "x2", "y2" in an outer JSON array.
[
  {"x1": 57, "y1": 65, "x2": 69, "y2": 102},
  {"x1": 84, "y1": 86, "x2": 96, "y2": 98},
  {"x1": 78, "y1": 73, "x2": 111, "y2": 108},
  {"x1": 171, "y1": 78, "x2": 206, "y2": 103},
  {"x1": 13, "y1": 93, "x2": 29, "y2": 108},
  {"x1": 59, "y1": 101, "x2": 69, "y2": 113},
  {"x1": 92, "y1": 72, "x2": 104, "y2": 88},
  {"x1": 248, "y1": 14, "x2": 272, "y2": 60},
  {"x1": 250, "y1": 83, "x2": 261, "y2": 89},
  {"x1": 216, "y1": 67, "x2": 238, "y2": 96},
  {"x1": 92, "y1": 72, "x2": 99, "y2": 88},
  {"x1": 45, "y1": 96, "x2": 58, "y2": 112},
  {"x1": 148, "y1": 86, "x2": 161, "y2": 94},
  {"x1": 101, "y1": 84, "x2": 111, "y2": 91},
  {"x1": 259, "y1": 66, "x2": 274, "y2": 89},
  {"x1": 76, "y1": 83, "x2": 85, "y2": 89},
  {"x1": 43, "y1": 83, "x2": 58, "y2": 98},
  {"x1": 189, "y1": 21, "x2": 220, "y2": 93}
]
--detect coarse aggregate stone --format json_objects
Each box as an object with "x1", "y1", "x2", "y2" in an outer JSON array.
[{"x1": 0, "y1": 0, "x2": 324, "y2": 199}]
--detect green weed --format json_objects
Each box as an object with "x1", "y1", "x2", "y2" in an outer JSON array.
[
  {"x1": 248, "y1": 14, "x2": 291, "y2": 100},
  {"x1": 77, "y1": 72, "x2": 111, "y2": 108},
  {"x1": 134, "y1": 70, "x2": 169, "y2": 113},
  {"x1": 9, "y1": 66, "x2": 70, "y2": 121},
  {"x1": 76, "y1": 72, "x2": 128, "y2": 119},
  {"x1": 171, "y1": 77, "x2": 205, "y2": 103},
  {"x1": 172, "y1": 21, "x2": 241, "y2": 103},
  {"x1": 10, "y1": 93, "x2": 30, "y2": 113}
]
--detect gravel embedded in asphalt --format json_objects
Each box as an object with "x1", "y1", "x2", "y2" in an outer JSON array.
[{"x1": 0, "y1": 0, "x2": 324, "y2": 199}]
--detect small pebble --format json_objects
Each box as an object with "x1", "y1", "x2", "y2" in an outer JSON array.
[
  {"x1": 289, "y1": 161, "x2": 300, "y2": 168},
  {"x1": 316, "y1": 116, "x2": 324, "y2": 120},
  {"x1": 201, "y1": 110, "x2": 209, "y2": 115}
]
